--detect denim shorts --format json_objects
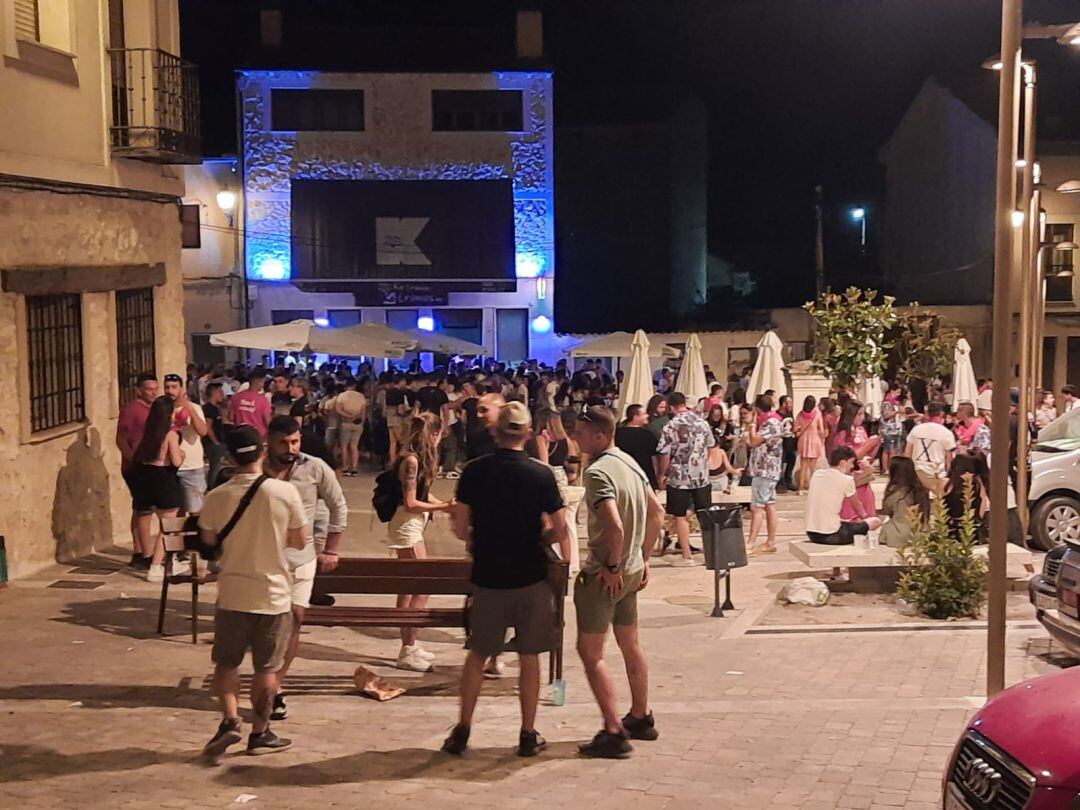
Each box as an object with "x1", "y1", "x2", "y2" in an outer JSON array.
[
  {"x1": 751, "y1": 476, "x2": 778, "y2": 507},
  {"x1": 177, "y1": 467, "x2": 207, "y2": 513}
]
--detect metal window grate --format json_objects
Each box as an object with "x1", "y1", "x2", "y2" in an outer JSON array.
[
  {"x1": 116, "y1": 288, "x2": 156, "y2": 407},
  {"x1": 27, "y1": 294, "x2": 86, "y2": 433},
  {"x1": 108, "y1": 48, "x2": 200, "y2": 164},
  {"x1": 14, "y1": 0, "x2": 40, "y2": 41}
]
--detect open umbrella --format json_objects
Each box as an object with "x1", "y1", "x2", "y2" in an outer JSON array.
[
  {"x1": 210, "y1": 320, "x2": 406, "y2": 358},
  {"x1": 347, "y1": 323, "x2": 486, "y2": 356},
  {"x1": 952, "y1": 337, "x2": 979, "y2": 406},
  {"x1": 674, "y1": 333, "x2": 709, "y2": 408},
  {"x1": 746, "y1": 330, "x2": 787, "y2": 402},
  {"x1": 615, "y1": 330, "x2": 656, "y2": 421},
  {"x1": 568, "y1": 331, "x2": 680, "y2": 359}
]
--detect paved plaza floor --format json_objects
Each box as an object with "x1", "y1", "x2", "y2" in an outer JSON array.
[{"x1": 0, "y1": 476, "x2": 1068, "y2": 809}]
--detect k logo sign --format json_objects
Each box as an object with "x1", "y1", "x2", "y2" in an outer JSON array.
[{"x1": 376, "y1": 217, "x2": 431, "y2": 266}]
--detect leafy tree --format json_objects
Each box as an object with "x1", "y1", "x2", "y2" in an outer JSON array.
[
  {"x1": 898, "y1": 481, "x2": 987, "y2": 620},
  {"x1": 891, "y1": 303, "x2": 961, "y2": 384},
  {"x1": 804, "y1": 287, "x2": 898, "y2": 389}
]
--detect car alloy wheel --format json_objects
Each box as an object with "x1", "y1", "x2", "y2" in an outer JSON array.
[{"x1": 1047, "y1": 503, "x2": 1080, "y2": 544}]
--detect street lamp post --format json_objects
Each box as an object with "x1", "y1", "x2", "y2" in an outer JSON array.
[
  {"x1": 851, "y1": 207, "x2": 867, "y2": 247},
  {"x1": 986, "y1": 0, "x2": 1023, "y2": 698}
]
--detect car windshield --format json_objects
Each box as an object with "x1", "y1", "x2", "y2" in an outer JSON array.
[{"x1": 1038, "y1": 406, "x2": 1080, "y2": 443}]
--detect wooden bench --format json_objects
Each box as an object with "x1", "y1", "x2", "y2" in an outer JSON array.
[
  {"x1": 789, "y1": 541, "x2": 1033, "y2": 591},
  {"x1": 307, "y1": 557, "x2": 570, "y2": 683}
]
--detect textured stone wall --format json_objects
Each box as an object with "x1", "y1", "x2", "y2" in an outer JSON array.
[{"x1": 0, "y1": 188, "x2": 186, "y2": 578}]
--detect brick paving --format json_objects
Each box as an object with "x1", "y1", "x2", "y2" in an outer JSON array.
[{"x1": 0, "y1": 479, "x2": 1067, "y2": 809}]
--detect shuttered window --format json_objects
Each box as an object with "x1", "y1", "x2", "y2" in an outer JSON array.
[{"x1": 14, "y1": 0, "x2": 40, "y2": 41}]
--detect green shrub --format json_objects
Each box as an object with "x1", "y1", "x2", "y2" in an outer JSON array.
[{"x1": 897, "y1": 481, "x2": 987, "y2": 619}]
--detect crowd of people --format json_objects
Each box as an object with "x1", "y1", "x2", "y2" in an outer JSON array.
[{"x1": 114, "y1": 355, "x2": 1066, "y2": 760}]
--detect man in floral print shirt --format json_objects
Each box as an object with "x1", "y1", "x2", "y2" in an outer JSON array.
[
  {"x1": 656, "y1": 393, "x2": 715, "y2": 566},
  {"x1": 747, "y1": 394, "x2": 784, "y2": 554}
]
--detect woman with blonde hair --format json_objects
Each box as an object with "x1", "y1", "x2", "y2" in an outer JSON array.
[{"x1": 388, "y1": 412, "x2": 454, "y2": 672}]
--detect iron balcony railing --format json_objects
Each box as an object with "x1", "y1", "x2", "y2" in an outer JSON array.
[{"x1": 108, "y1": 48, "x2": 200, "y2": 164}]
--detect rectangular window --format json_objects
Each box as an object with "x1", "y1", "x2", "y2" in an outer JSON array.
[
  {"x1": 26, "y1": 294, "x2": 85, "y2": 433},
  {"x1": 14, "y1": 0, "x2": 40, "y2": 41},
  {"x1": 496, "y1": 308, "x2": 528, "y2": 363},
  {"x1": 180, "y1": 204, "x2": 201, "y2": 249},
  {"x1": 432, "y1": 90, "x2": 523, "y2": 132},
  {"x1": 116, "y1": 288, "x2": 155, "y2": 407},
  {"x1": 271, "y1": 309, "x2": 314, "y2": 325},
  {"x1": 271, "y1": 89, "x2": 365, "y2": 131}
]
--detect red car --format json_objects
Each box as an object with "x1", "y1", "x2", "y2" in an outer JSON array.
[{"x1": 944, "y1": 667, "x2": 1080, "y2": 808}]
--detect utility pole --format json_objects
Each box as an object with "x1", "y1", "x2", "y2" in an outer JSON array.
[{"x1": 814, "y1": 185, "x2": 825, "y2": 299}]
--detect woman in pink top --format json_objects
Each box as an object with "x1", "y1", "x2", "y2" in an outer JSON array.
[
  {"x1": 835, "y1": 402, "x2": 880, "y2": 521},
  {"x1": 792, "y1": 395, "x2": 826, "y2": 492}
]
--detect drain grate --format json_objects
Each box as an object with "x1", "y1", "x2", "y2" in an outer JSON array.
[{"x1": 47, "y1": 580, "x2": 106, "y2": 590}]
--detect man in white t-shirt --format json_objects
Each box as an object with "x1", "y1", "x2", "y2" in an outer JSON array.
[
  {"x1": 164, "y1": 373, "x2": 209, "y2": 514},
  {"x1": 904, "y1": 403, "x2": 956, "y2": 497},
  {"x1": 199, "y1": 426, "x2": 307, "y2": 759},
  {"x1": 976, "y1": 379, "x2": 993, "y2": 418},
  {"x1": 805, "y1": 447, "x2": 884, "y2": 544}
]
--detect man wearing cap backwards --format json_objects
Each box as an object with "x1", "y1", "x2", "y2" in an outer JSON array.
[
  {"x1": 199, "y1": 425, "x2": 308, "y2": 759},
  {"x1": 163, "y1": 373, "x2": 209, "y2": 514},
  {"x1": 442, "y1": 402, "x2": 574, "y2": 757}
]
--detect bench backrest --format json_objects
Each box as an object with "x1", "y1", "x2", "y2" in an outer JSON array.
[{"x1": 313, "y1": 557, "x2": 570, "y2": 597}]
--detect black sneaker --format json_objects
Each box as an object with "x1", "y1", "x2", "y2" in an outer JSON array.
[
  {"x1": 270, "y1": 693, "x2": 287, "y2": 721},
  {"x1": 309, "y1": 593, "x2": 336, "y2": 607},
  {"x1": 517, "y1": 729, "x2": 547, "y2": 757},
  {"x1": 246, "y1": 729, "x2": 292, "y2": 755},
  {"x1": 130, "y1": 554, "x2": 152, "y2": 571},
  {"x1": 202, "y1": 718, "x2": 242, "y2": 758},
  {"x1": 579, "y1": 729, "x2": 633, "y2": 759},
  {"x1": 622, "y1": 712, "x2": 660, "y2": 741},
  {"x1": 441, "y1": 724, "x2": 470, "y2": 755}
]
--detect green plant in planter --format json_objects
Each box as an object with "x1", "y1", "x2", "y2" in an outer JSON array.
[
  {"x1": 897, "y1": 480, "x2": 987, "y2": 620},
  {"x1": 804, "y1": 287, "x2": 898, "y2": 389}
]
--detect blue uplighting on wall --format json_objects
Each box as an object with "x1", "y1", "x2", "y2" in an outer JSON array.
[
  {"x1": 515, "y1": 252, "x2": 544, "y2": 279},
  {"x1": 252, "y1": 257, "x2": 289, "y2": 281},
  {"x1": 531, "y1": 315, "x2": 552, "y2": 333}
]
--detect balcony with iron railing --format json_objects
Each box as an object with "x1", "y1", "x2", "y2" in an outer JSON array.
[{"x1": 108, "y1": 48, "x2": 200, "y2": 164}]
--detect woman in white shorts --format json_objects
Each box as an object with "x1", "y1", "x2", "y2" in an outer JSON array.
[{"x1": 388, "y1": 413, "x2": 455, "y2": 673}]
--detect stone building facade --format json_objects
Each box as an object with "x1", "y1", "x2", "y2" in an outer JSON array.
[{"x1": 0, "y1": 0, "x2": 197, "y2": 579}]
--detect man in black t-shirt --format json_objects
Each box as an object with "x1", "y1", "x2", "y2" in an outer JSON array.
[
  {"x1": 465, "y1": 392, "x2": 504, "y2": 460},
  {"x1": 415, "y1": 376, "x2": 449, "y2": 415},
  {"x1": 202, "y1": 382, "x2": 228, "y2": 487},
  {"x1": 443, "y1": 402, "x2": 572, "y2": 758}
]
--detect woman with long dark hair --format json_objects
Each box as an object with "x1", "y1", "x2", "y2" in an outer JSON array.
[
  {"x1": 645, "y1": 394, "x2": 670, "y2": 440},
  {"x1": 943, "y1": 452, "x2": 990, "y2": 540},
  {"x1": 879, "y1": 456, "x2": 931, "y2": 547},
  {"x1": 132, "y1": 396, "x2": 185, "y2": 581},
  {"x1": 387, "y1": 413, "x2": 454, "y2": 672}
]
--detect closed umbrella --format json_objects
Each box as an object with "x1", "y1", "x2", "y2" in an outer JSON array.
[
  {"x1": 952, "y1": 337, "x2": 979, "y2": 407},
  {"x1": 858, "y1": 376, "x2": 884, "y2": 420},
  {"x1": 746, "y1": 330, "x2": 787, "y2": 402},
  {"x1": 615, "y1": 330, "x2": 656, "y2": 421},
  {"x1": 210, "y1": 320, "x2": 406, "y2": 358},
  {"x1": 674, "y1": 333, "x2": 709, "y2": 408}
]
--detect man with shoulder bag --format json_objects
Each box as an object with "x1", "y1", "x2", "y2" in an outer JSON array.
[{"x1": 199, "y1": 426, "x2": 308, "y2": 759}]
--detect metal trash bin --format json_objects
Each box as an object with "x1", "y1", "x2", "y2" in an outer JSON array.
[{"x1": 697, "y1": 506, "x2": 747, "y2": 617}]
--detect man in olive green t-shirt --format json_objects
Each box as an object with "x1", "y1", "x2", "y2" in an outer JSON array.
[{"x1": 573, "y1": 406, "x2": 664, "y2": 759}]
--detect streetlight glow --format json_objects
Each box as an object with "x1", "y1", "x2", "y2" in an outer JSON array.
[
  {"x1": 216, "y1": 190, "x2": 237, "y2": 211},
  {"x1": 1010, "y1": 210, "x2": 1026, "y2": 228},
  {"x1": 850, "y1": 207, "x2": 866, "y2": 221}
]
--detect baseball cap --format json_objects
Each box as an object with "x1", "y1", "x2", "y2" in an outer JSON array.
[
  {"x1": 1009, "y1": 388, "x2": 1020, "y2": 406},
  {"x1": 497, "y1": 401, "x2": 532, "y2": 435},
  {"x1": 225, "y1": 425, "x2": 264, "y2": 465}
]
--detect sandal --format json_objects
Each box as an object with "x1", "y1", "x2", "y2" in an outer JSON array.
[{"x1": 754, "y1": 545, "x2": 778, "y2": 555}]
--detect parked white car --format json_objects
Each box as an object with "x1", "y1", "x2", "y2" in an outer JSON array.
[{"x1": 1030, "y1": 407, "x2": 1080, "y2": 549}]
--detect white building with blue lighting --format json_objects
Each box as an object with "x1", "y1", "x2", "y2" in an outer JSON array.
[{"x1": 236, "y1": 69, "x2": 555, "y2": 362}]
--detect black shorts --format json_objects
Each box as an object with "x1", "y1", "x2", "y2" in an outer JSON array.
[
  {"x1": 128, "y1": 464, "x2": 183, "y2": 512},
  {"x1": 666, "y1": 485, "x2": 712, "y2": 517},
  {"x1": 807, "y1": 521, "x2": 870, "y2": 545}
]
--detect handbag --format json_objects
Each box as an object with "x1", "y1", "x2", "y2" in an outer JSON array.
[{"x1": 183, "y1": 474, "x2": 269, "y2": 559}]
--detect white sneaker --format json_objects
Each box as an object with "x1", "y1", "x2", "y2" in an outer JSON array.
[
  {"x1": 146, "y1": 564, "x2": 165, "y2": 582},
  {"x1": 396, "y1": 645, "x2": 433, "y2": 672},
  {"x1": 483, "y1": 659, "x2": 505, "y2": 679},
  {"x1": 414, "y1": 646, "x2": 436, "y2": 661},
  {"x1": 170, "y1": 558, "x2": 192, "y2": 577},
  {"x1": 671, "y1": 556, "x2": 699, "y2": 567}
]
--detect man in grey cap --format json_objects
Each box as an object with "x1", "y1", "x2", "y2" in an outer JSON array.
[{"x1": 443, "y1": 402, "x2": 573, "y2": 757}]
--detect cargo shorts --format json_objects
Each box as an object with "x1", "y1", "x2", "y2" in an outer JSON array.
[{"x1": 574, "y1": 568, "x2": 645, "y2": 635}]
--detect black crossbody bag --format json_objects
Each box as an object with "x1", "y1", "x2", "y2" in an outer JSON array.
[{"x1": 183, "y1": 474, "x2": 269, "y2": 559}]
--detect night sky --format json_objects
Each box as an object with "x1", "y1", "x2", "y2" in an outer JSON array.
[{"x1": 182, "y1": 0, "x2": 1080, "y2": 308}]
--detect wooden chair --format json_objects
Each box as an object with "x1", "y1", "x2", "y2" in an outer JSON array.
[{"x1": 157, "y1": 516, "x2": 216, "y2": 643}]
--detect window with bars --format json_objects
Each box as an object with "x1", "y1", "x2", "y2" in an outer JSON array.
[
  {"x1": 1046, "y1": 223, "x2": 1075, "y2": 303},
  {"x1": 26, "y1": 294, "x2": 85, "y2": 433},
  {"x1": 116, "y1": 288, "x2": 156, "y2": 407}
]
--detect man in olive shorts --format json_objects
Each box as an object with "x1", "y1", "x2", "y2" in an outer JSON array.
[{"x1": 574, "y1": 406, "x2": 665, "y2": 759}]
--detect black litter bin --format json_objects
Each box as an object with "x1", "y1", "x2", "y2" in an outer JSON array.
[{"x1": 696, "y1": 506, "x2": 747, "y2": 617}]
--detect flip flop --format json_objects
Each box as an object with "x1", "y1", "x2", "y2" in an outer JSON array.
[{"x1": 755, "y1": 545, "x2": 778, "y2": 554}]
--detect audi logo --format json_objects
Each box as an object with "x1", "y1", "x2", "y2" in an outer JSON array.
[{"x1": 958, "y1": 756, "x2": 1003, "y2": 802}]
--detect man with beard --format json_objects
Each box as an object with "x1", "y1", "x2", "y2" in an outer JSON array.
[
  {"x1": 164, "y1": 373, "x2": 209, "y2": 515},
  {"x1": 263, "y1": 415, "x2": 348, "y2": 722}
]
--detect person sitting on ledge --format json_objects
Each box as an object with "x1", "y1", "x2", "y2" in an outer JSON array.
[{"x1": 805, "y1": 446, "x2": 884, "y2": 545}]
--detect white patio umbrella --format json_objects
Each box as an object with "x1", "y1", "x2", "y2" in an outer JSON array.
[
  {"x1": 858, "y1": 376, "x2": 884, "y2": 420},
  {"x1": 952, "y1": 337, "x2": 979, "y2": 407},
  {"x1": 746, "y1": 330, "x2": 787, "y2": 401},
  {"x1": 568, "y1": 331, "x2": 680, "y2": 359},
  {"x1": 210, "y1": 320, "x2": 406, "y2": 358},
  {"x1": 615, "y1": 330, "x2": 656, "y2": 421},
  {"x1": 674, "y1": 333, "x2": 709, "y2": 408},
  {"x1": 347, "y1": 322, "x2": 486, "y2": 356}
]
